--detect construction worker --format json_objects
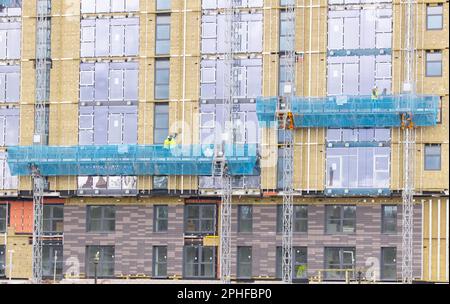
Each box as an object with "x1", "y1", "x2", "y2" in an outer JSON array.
[
  {"x1": 163, "y1": 133, "x2": 178, "y2": 150},
  {"x1": 371, "y1": 85, "x2": 379, "y2": 100}
]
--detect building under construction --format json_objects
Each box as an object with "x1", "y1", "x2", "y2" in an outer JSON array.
[{"x1": 0, "y1": 0, "x2": 448, "y2": 283}]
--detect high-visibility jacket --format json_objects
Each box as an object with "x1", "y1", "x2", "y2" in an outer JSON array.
[
  {"x1": 163, "y1": 138, "x2": 171, "y2": 149},
  {"x1": 371, "y1": 88, "x2": 379, "y2": 100}
]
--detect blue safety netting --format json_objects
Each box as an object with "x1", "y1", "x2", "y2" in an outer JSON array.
[
  {"x1": 256, "y1": 94, "x2": 439, "y2": 128},
  {"x1": 6, "y1": 144, "x2": 259, "y2": 177}
]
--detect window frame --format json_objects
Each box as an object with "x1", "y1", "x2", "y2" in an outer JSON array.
[
  {"x1": 43, "y1": 204, "x2": 64, "y2": 235},
  {"x1": 277, "y1": 205, "x2": 308, "y2": 234},
  {"x1": 381, "y1": 205, "x2": 397, "y2": 234},
  {"x1": 426, "y1": 4, "x2": 443, "y2": 30},
  {"x1": 42, "y1": 243, "x2": 64, "y2": 279},
  {"x1": 184, "y1": 204, "x2": 217, "y2": 235},
  {"x1": 424, "y1": 144, "x2": 441, "y2": 171},
  {"x1": 325, "y1": 205, "x2": 357, "y2": 234},
  {"x1": 154, "y1": 205, "x2": 168, "y2": 233},
  {"x1": 85, "y1": 245, "x2": 115, "y2": 278},
  {"x1": 324, "y1": 247, "x2": 356, "y2": 281},
  {"x1": 425, "y1": 51, "x2": 442, "y2": 77},
  {"x1": 86, "y1": 205, "x2": 116, "y2": 233},
  {"x1": 153, "y1": 103, "x2": 169, "y2": 145},
  {"x1": 183, "y1": 245, "x2": 216, "y2": 279},
  {"x1": 155, "y1": 14, "x2": 171, "y2": 55},
  {"x1": 155, "y1": 58, "x2": 170, "y2": 100},
  {"x1": 237, "y1": 205, "x2": 253, "y2": 233},
  {"x1": 0, "y1": 204, "x2": 7, "y2": 233}
]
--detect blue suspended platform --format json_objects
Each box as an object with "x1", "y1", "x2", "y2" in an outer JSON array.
[
  {"x1": 256, "y1": 94, "x2": 439, "y2": 128},
  {"x1": 6, "y1": 144, "x2": 259, "y2": 177}
]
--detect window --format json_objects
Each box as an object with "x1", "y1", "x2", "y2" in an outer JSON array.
[
  {"x1": 156, "y1": 0, "x2": 171, "y2": 11},
  {"x1": 156, "y1": 15, "x2": 171, "y2": 55},
  {"x1": 238, "y1": 205, "x2": 252, "y2": 233},
  {"x1": 86, "y1": 205, "x2": 115, "y2": 232},
  {"x1": 79, "y1": 106, "x2": 138, "y2": 145},
  {"x1": 381, "y1": 247, "x2": 397, "y2": 281},
  {"x1": 427, "y1": 5, "x2": 443, "y2": 30},
  {"x1": 153, "y1": 246, "x2": 167, "y2": 278},
  {"x1": 0, "y1": 245, "x2": 5, "y2": 278},
  {"x1": 78, "y1": 176, "x2": 137, "y2": 193},
  {"x1": 277, "y1": 205, "x2": 308, "y2": 233},
  {"x1": 154, "y1": 103, "x2": 169, "y2": 144},
  {"x1": 183, "y1": 246, "x2": 216, "y2": 279},
  {"x1": 81, "y1": 0, "x2": 139, "y2": 13},
  {"x1": 426, "y1": 51, "x2": 442, "y2": 77},
  {"x1": 276, "y1": 247, "x2": 308, "y2": 279},
  {"x1": 324, "y1": 247, "x2": 355, "y2": 280},
  {"x1": 153, "y1": 176, "x2": 168, "y2": 190},
  {"x1": 237, "y1": 246, "x2": 252, "y2": 279},
  {"x1": 80, "y1": 17, "x2": 139, "y2": 57},
  {"x1": 381, "y1": 205, "x2": 397, "y2": 234},
  {"x1": 154, "y1": 205, "x2": 168, "y2": 232},
  {"x1": 325, "y1": 205, "x2": 356, "y2": 234},
  {"x1": 424, "y1": 144, "x2": 441, "y2": 170},
  {"x1": 1, "y1": 152, "x2": 18, "y2": 190},
  {"x1": 42, "y1": 243, "x2": 63, "y2": 279},
  {"x1": 0, "y1": 109, "x2": 20, "y2": 146},
  {"x1": 0, "y1": 65, "x2": 20, "y2": 103},
  {"x1": 85, "y1": 245, "x2": 115, "y2": 278},
  {"x1": 200, "y1": 59, "x2": 262, "y2": 100},
  {"x1": 43, "y1": 205, "x2": 64, "y2": 235},
  {"x1": 155, "y1": 59, "x2": 170, "y2": 100},
  {"x1": 0, "y1": 204, "x2": 7, "y2": 233},
  {"x1": 326, "y1": 147, "x2": 390, "y2": 189},
  {"x1": 80, "y1": 62, "x2": 138, "y2": 104},
  {"x1": 184, "y1": 204, "x2": 216, "y2": 235},
  {"x1": 0, "y1": 21, "x2": 21, "y2": 60}
]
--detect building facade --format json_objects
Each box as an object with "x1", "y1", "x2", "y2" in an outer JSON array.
[{"x1": 0, "y1": 0, "x2": 448, "y2": 282}]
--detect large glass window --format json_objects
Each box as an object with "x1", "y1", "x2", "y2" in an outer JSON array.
[
  {"x1": 280, "y1": 11, "x2": 294, "y2": 52},
  {"x1": 153, "y1": 246, "x2": 168, "y2": 278},
  {"x1": 426, "y1": 51, "x2": 442, "y2": 77},
  {"x1": 154, "y1": 205, "x2": 168, "y2": 232},
  {"x1": 81, "y1": 17, "x2": 139, "y2": 57},
  {"x1": 156, "y1": 15, "x2": 171, "y2": 55},
  {"x1": 427, "y1": 5, "x2": 443, "y2": 30},
  {"x1": 155, "y1": 59, "x2": 170, "y2": 100},
  {"x1": 43, "y1": 205, "x2": 64, "y2": 235},
  {"x1": 324, "y1": 247, "x2": 355, "y2": 280},
  {"x1": 86, "y1": 205, "x2": 116, "y2": 232},
  {"x1": 0, "y1": 65, "x2": 20, "y2": 103},
  {"x1": 0, "y1": 152, "x2": 18, "y2": 190},
  {"x1": 85, "y1": 245, "x2": 115, "y2": 278},
  {"x1": 276, "y1": 247, "x2": 307, "y2": 279},
  {"x1": 0, "y1": 109, "x2": 19, "y2": 146},
  {"x1": 424, "y1": 144, "x2": 441, "y2": 170},
  {"x1": 326, "y1": 147, "x2": 390, "y2": 189},
  {"x1": 237, "y1": 246, "x2": 252, "y2": 279},
  {"x1": 277, "y1": 205, "x2": 308, "y2": 233},
  {"x1": 200, "y1": 59, "x2": 262, "y2": 100},
  {"x1": 238, "y1": 205, "x2": 252, "y2": 233},
  {"x1": 326, "y1": 205, "x2": 356, "y2": 234},
  {"x1": 0, "y1": 21, "x2": 21, "y2": 60},
  {"x1": 381, "y1": 205, "x2": 397, "y2": 234},
  {"x1": 79, "y1": 106, "x2": 138, "y2": 145},
  {"x1": 184, "y1": 204, "x2": 216, "y2": 235},
  {"x1": 0, "y1": 204, "x2": 7, "y2": 233},
  {"x1": 154, "y1": 103, "x2": 169, "y2": 144},
  {"x1": 183, "y1": 246, "x2": 215, "y2": 279},
  {"x1": 42, "y1": 244, "x2": 63, "y2": 279},
  {"x1": 201, "y1": 13, "x2": 262, "y2": 54},
  {"x1": 381, "y1": 247, "x2": 397, "y2": 281},
  {"x1": 81, "y1": 0, "x2": 139, "y2": 13},
  {"x1": 80, "y1": 62, "x2": 138, "y2": 104}
]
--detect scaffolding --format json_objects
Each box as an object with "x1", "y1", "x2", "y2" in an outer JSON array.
[
  {"x1": 279, "y1": 0, "x2": 296, "y2": 284},
  {"x1": 401, "y1": 0, "x2": 416, "y2": 284},
  {"x1": 31, "y1": 0, "x2": 52, "y2": 284}
]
